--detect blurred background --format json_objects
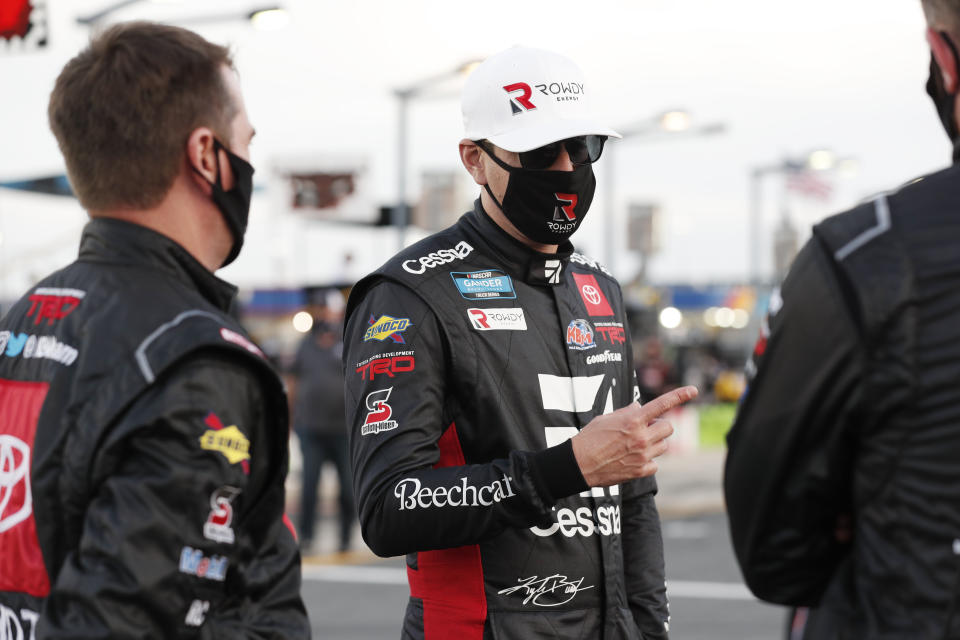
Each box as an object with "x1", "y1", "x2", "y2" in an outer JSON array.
[
  {"x1": 0, "y1": 0, "x2": 944, "y2": 398},
  {"x1": 0, "y1": 1, "x2": 946, "y2": 636}
]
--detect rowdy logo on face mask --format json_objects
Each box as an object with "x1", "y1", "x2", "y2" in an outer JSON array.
[{"x1": 481, "y1": 146, "x2": 596, "y2": 244}]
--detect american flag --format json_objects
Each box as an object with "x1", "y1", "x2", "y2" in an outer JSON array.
[{"x1": 785, "y1": 168, "x2": 832, "y2": 201}]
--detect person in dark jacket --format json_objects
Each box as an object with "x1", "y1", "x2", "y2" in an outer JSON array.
[
  {"x1": 343, "y1": 45, "x2": 697, "y2": 639},
  {"x1": 289, "y1": 311, "x2": 354, "y2": 554},
  {"x1": 724, "y1": 2, "x2": 960, "y2": 638},
  {"x1": 0, "y1": 22, "x2": 309, "y2": 638}
]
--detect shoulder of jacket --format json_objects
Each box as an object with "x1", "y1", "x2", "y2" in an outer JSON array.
[
  {"x1": 568, "y1": 250, "x2": 617, "y2": 282},
  {"x1": 814, "y1": 164, "x2": 959, "y2": 262},
  {"x1": 60, "y1": 289, "x2": 280, "y2": 471},
  {"x1": 812, "y1": 198, "x2": 887, "y2": 262},
  {"x1": 346, "y1": 226, "x2": 477, "y2": 316},
  {"x1": 810, "y1": 184, "x2": 930, "y2": 336},
  {"x1": 132, "y1": 309, "x2": 273, "y2": 385},
  {"x1": 379, "y1": 228, "x2": 477, "y2": 281},
  {"x1": 60, "y1": 262, "x2": 269, "y2": 384}
]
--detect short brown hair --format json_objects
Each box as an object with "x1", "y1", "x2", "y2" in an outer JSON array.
[
  {"x1": 923, "y1": 0, "x2": 960, "y2": 35},
  {"x1": 48, "y1": 22, "x2": 235, "y2": 212}
]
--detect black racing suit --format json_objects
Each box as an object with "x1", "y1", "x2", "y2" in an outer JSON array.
[
  {"x1": 0, "y1": 219, "x2": 309, "y2": 639},
  {"x1": 725, "y1": 163, "x2": 960, "y2": 638},
  {"x1": 344, "y1": 202, "x2": 669, "y2": 640}
]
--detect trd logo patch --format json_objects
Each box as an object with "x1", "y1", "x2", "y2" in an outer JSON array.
[
  {"x1": 356, "y1": 355, "x2": 415, "y2": 381},
  {"x1": 26, "y1": 288, "x2": 84, "y2": 326},
  {"x1": 594, "y1": 322, "x2": 626, "y2": 345}
]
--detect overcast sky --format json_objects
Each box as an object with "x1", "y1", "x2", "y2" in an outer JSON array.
[{"x1": 0, "y1": 0, "x2": 950, "y2": 291}]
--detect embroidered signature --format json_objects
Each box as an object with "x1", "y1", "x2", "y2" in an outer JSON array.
[{"x1": 497, "y1": 574, "x2": 595, "y2": 607}]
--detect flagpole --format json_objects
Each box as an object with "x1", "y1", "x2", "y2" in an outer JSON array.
[
  {"x1": 748, "y1": 151, "x2": 847, "y2": 286},
  {"x1": 749, "y1": 167, "x2": 764, "y2": 286}
]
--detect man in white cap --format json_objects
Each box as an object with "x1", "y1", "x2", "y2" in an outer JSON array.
[{"x1": 343, "y1": 46, "x2": 696, "y2": 639}]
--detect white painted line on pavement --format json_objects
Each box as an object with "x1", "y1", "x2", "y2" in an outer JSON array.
[
  {"x1": 302, "y1": 566, "x2": 755, "y2": 601},
  {"x1": 302, "y1": 565, "x2": 408, "y2": 584},
  {"x1": 666, "y1": 580, "x2": 754, "y2": 601}
]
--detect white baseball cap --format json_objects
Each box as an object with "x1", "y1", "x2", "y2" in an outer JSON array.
[{"x1": 462, "y1": 46, "x2": 621, "y2": 153}]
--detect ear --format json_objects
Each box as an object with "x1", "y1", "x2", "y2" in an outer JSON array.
[
  {"x1": 928, "y1": 27, "x2": 959, "y2": 93},
  {"x1": 459, "y1": 139, "x2": 488, "y2": 186},
  {"x1": 186, "y1": 127, "x2": 219, "y2": 193}
]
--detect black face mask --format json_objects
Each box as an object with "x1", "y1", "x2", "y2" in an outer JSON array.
[
  {"x1": 926, "y1": 32, "x2": 960, "y2": 161},
  {"x1": 199, "y1": 138, "x2": 254, "y2": 267},
  {"x1": 480, "y1": 145, "x2": 596, "y2": 244}
]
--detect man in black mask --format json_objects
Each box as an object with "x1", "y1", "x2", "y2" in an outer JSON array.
[
  {"x1": 724, "y1": 3, "x2": 960, "y2": 638},
  {"x1": 0, "y1": 23, "x2": 309, "y2": 638},
  {"x1": 343, "y1": 46, "x2": 697, "y2": 639}
]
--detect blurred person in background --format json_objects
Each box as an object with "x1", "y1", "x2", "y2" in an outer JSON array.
[
  {"x1": 288, "y1": 293, "x2": 354, "y2": 554},
  {"x1": 0, "y1": 23, "x2": 309, "y2": 638},
  {"x1": 724, "y1": 2, "x2": 960, "y2": 637},
  {"x1": 636, "y1": 336, "x2": 676, "y2": 400},
  {"x1": 343, "y1": 45, "x2": 696, "y2": 639}
]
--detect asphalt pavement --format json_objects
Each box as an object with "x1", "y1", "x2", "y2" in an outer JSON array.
[{"x1": 295, "y1": 447, "x2": 790, "y2": 639}]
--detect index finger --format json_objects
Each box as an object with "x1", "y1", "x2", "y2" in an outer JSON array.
[{"x1": 637, "y1": 385, "x2": 698, "y2": 422}]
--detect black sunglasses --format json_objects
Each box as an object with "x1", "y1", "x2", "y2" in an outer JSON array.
[{"x1": 480, "y1": 135, "x2": 607, "y2": 171}]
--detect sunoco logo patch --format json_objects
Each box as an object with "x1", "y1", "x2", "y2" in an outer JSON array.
[
  {"x1": 450, "y1": 270, "x2": 516, "y2": 300},
  {"x1": 198, "y1": 413, "x2": 250, "y2": 469},
  {"x1": 364, "y1": 315, "x2": 412, "y2": 343}
]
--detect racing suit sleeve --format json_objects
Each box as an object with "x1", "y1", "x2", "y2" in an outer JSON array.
[
  {"x1": 621, "y1": 475, "x2": 669, "y2": 639},
  {"x1": 344, "y1": 280, "x2": 589, "y2": 557},
  {"x1": 38, "y1": 353, "x2": 309, "y2": 639},
  {"x1": 723, "y1": 237, "x2": 864, "y2": 606},
  {"x1": 620, "y1": 359, "x2": 669, "y2": 639}
]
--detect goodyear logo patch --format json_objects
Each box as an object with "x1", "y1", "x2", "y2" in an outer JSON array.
[
  {"x1": 450, "y1": 270, "x2": 516, "y2": 300},
  {"x1": 199, "y1": 424, "x2": 251, "y2": 465},
  {"x1": 364, "y1": 315, "x2": 412, "y2": 343}
]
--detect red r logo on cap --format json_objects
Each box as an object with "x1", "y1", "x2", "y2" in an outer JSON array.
[{"x1": 503, "y1": 83, "x2": 536, "y2": 114}]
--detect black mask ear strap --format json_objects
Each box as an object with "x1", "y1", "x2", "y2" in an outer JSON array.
[
  {"x1": 476, "y1": 141, "x2": 510, "y2": 211},
  {"x1": 483, "y1": 183, "x2": 506, "y2": 213},
  {"x1": 476, "y1": 140, "x2": 518, "y2": 174},
  {"x1": 210, "y1": 138, "x2": 226, "y2": 189}
]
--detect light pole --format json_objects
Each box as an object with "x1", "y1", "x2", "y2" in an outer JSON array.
[
  {"x1": 392, "y1": 59, "x2": 481, "y2": 250},
  {"x1": 603, "y1": 111, "x2": 726, "y2": 277},
  {"x1": 76, "y1": 2, "x2": 287, "y2": 27}
]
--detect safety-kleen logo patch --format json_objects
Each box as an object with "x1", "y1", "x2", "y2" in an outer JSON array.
[{"x1": 199, "y1": 412, "x2": 250, "y2": 467}]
